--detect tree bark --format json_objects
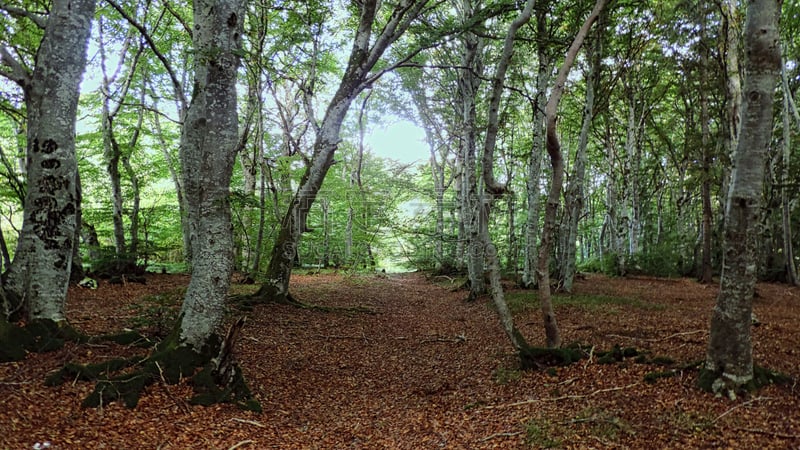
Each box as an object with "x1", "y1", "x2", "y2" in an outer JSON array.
[
  {"x1": 705, "y1": 0, "x2": 780, "y2": 396},
  {"x1": 780, "y1": 59, "x2": 797, "y2": 285},
  {"x1": 521, "y1": 11, "x2": 550, "y2": 288},
  {"x1": 177, "y1": 0, "x2": 243, "y2": 350},
  {"x1": 562, "y1": 20, "x2": 602, "y2": 292},
  {"x1": 2, "y1": 0, "x2": 96, "y2": 322},
  {"x1": 538, "y1": 0, "x2": 607, "y2": 348}
]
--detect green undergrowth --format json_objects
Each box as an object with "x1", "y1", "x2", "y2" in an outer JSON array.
[
  {"x1": 0, "y1": 319, "x2": 87, "y2": 362},
  {"x1": 503, "y1": 292, "x2": 665, "y2": 315}
]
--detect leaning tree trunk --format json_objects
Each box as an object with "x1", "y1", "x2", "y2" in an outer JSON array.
[
  {"x1": 704, "y1": 0, "x2": 780, "y2": 396},
  {"x1": 254, "y1": 0, "x2": 429, "y2": 302},
  {"x1": 177, "y1": 0, "x2": 244, "y2": 350},
  {"x1": 1, "y1": 0, "x2": 96, "y2": 322},
  {"x1": 537, "y1": 0, "x2": 607, "y2": 349}
]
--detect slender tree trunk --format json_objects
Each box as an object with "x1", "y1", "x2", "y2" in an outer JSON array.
[
  {"x1": 780, "y1": 59, "x2": 797, "y2": 285},
  {"x1": 699, "y1": 9, "x2": 714, "y2": 283},
  {"x1": 177, "y1": 0, "x2": 243, "y2": 350},
  {"x1": 563, "y1": 21, "x2": 602, "y2": 292},
  {"x1": 2, "y1": 0, "x2": 96, "y2": 322},
  {"x1": 522, "y1": 14, "x2": 550, "y2": 287},
  {"x1": 456, "y1": 4, "x2": 486, "y2": 298},
  {"x1": 705, "y1": 0, "x2": 780, "y2": 396},
  {"x1": 538, "y1": 0, "x2": 607, "y2": 348}
]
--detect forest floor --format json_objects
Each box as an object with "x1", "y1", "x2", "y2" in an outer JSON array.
[{"x1": 1, "y1": 271, "x2": 799, "y2": 449}]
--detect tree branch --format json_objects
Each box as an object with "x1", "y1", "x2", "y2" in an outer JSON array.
[
  {"x1": 0, "y1": 2, "x2": 46, "y2": 28},
  {"x1": 104, "y1": 0, "x2": 187, "y2": 110}
]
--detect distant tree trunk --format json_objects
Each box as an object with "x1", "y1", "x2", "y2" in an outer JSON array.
[
  {"x1": 151, "y1": 110, "x2": 192, "y2": 266},
  {"x1": 698, "y1": 6, "x2": 714, "y2": 283},
  {"x1": 456, "y1": 0, "x2": 486, "y2": 299},
  {"x1": 521, "y1": 11, "x2": 550, "y2": 288},
  {"x1": 704, "y1": 0, "x2": 780, "y2": 396},
  {"x1": 176, "y1": 0, "x2": 243, "y2": 349},
  {"x1": 562, "y1": 20, "x2": 602, "y2": 292},
  {"x1": 538, "y1": 0, "x2": 607, "y2": 348},
  {"x1": 780, "y1": 59, "x2": 797, "y2": 285},
  {"x1": 1, "y1": 0, "x2": 96, "y2": 322}
]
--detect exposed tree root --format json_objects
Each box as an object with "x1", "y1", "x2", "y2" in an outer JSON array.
[
  {"x1": 231, "y1": 289, "x2": 375, "y2": 314},
  {"x1": 0, "y1": 319, "x2": 87, "y2": 362},
  {"x1": 45, "y1": 320, "x2": 261, "y2": 412}
]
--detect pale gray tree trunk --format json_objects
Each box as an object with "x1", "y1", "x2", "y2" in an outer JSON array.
[
  {"x1": 455, "y1": 0, "x2": 486, "y2": 298},
  {"x1": 537, "y1": 0, "x2": 607, "y2": 348},
  {"x1": 562, "y1": 22, "x2": 602, "y2": 292},
  {"x1": 177, "y1": 0, "x2": 243, "y2": 350},
  {"x1": 705, "y1": 0, "x2": 780, "y2": 396},
  {"x1": 255, "y1": 0, "x2": 429, "y2": 302},
  {"x1": 480, "y1": 0, "x2": 535, "y2": 352},
  {"x1": 780, "y1": 59, "x2": 797, "y2": 285},
  {"x1": 521, "y1": 11, "x2": 550, "y2": 288},
  {"x1": 1, "y1": 0, "x2": 96, "y2": 322}
]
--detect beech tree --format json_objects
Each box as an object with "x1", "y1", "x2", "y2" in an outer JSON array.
[
  {"x1": 251, "y1": 0, "x2": 432, "y2": 303},
  {"x1": 703, "y1": 0, "x2": 781, "y2": 397},
  {"x1": 1, "y1": 0, "x2": 96, "y2": 322}
]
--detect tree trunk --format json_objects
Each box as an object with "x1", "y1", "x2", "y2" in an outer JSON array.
[
  {"x1": 2, "y1": 0, "x2": 96, "y2": 322},
  {"x1": 698, "y1": 7, "x2": 714, "y2": 283},
  {"x1": 704, "y1": 0, "x2": 780, "y2": 396},
  {"x1": 562, "y1": 20, "x2": 602, "y2": 292},
  {"x1": 255, "y1": 0, "x2": 430, "y2": 301},
  {"x1": 521, "y1": 11, "x2": 550, "y2": 288},
  {"x1": 177, "y1": 0, "x2": 243, "y2": 350},
  {"x1": 780, "y1": 59, "x2": 797, "y2": 285},
  {"x1": 538, "y1": 0, "x2": 607, "y2": 348},
  {"x1": 456, "y1": 2, "x2": 485, "y2": 298}
]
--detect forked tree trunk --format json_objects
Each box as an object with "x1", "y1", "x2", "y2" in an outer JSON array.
[
  {"x1": 1, "y1": 0, "x2": 96, "y2": 322},
  {"x1": 537, "y1": 0, "x2": 607, "y2": 349},
  {"x1": 177, "y1": 0, "x2": 243, "y2": 350},
  {"x1": 705, "y1": 0, "x2": 780, "y2": 396}
]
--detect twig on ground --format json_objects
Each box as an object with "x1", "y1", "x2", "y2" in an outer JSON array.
[
  {"x1": 421, "y1": 333, "x2": 467, "y2": 344},
  {"x1": 735, "y1": 427, "x2": 800, "y2": 439},
  {"x1": 230, "y1": 418, "x2": 266, "y2": 428},
  {"x1": 606, "y1": 330, "x2": 706, "y2": 342},
  {"x1": 484, "y1": 383, "x2": 639, "y2": 409},
  {"x1": 155, "y1": 361, "x2": 190, "y2": 414},
  {"x1": 227, "y1": 440, "x2": 254, "y2": 450},
  {"x1": 478, "y1": 431, "x2": 522, "y2": 442},
  {"x1": 712, "y1": 396, "x2": 773, "y2": 424}
]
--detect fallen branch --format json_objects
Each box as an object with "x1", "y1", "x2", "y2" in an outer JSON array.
[
  {"x1": 229, "y1": 418, "x2": 266, "y2": 428},
  {"x1": 712, "y1": 396, "x2": 773, "y2": 424},
  {"x1": 227, "y1": 440, "x2": 254, "y2": 450},
  {"x1": 735, "y1": 427, "x2": 800, "y2": 439},
  {"x1": 421, "y1": 333, "x2": 467, "y2": 344},
  {"x1": 478, "y1": 431, "x2": 522, "y2": 442},
  {"x1": 484, "y1": 383, "x2": 639, "y2": 410},
  {"x1": 606, "y1": 330, "x2": 706, "y2": 343}
]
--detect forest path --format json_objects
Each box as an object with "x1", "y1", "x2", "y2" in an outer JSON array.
[{"x1": 1, "y1": 272, "x2": 799, "y2": 449}]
